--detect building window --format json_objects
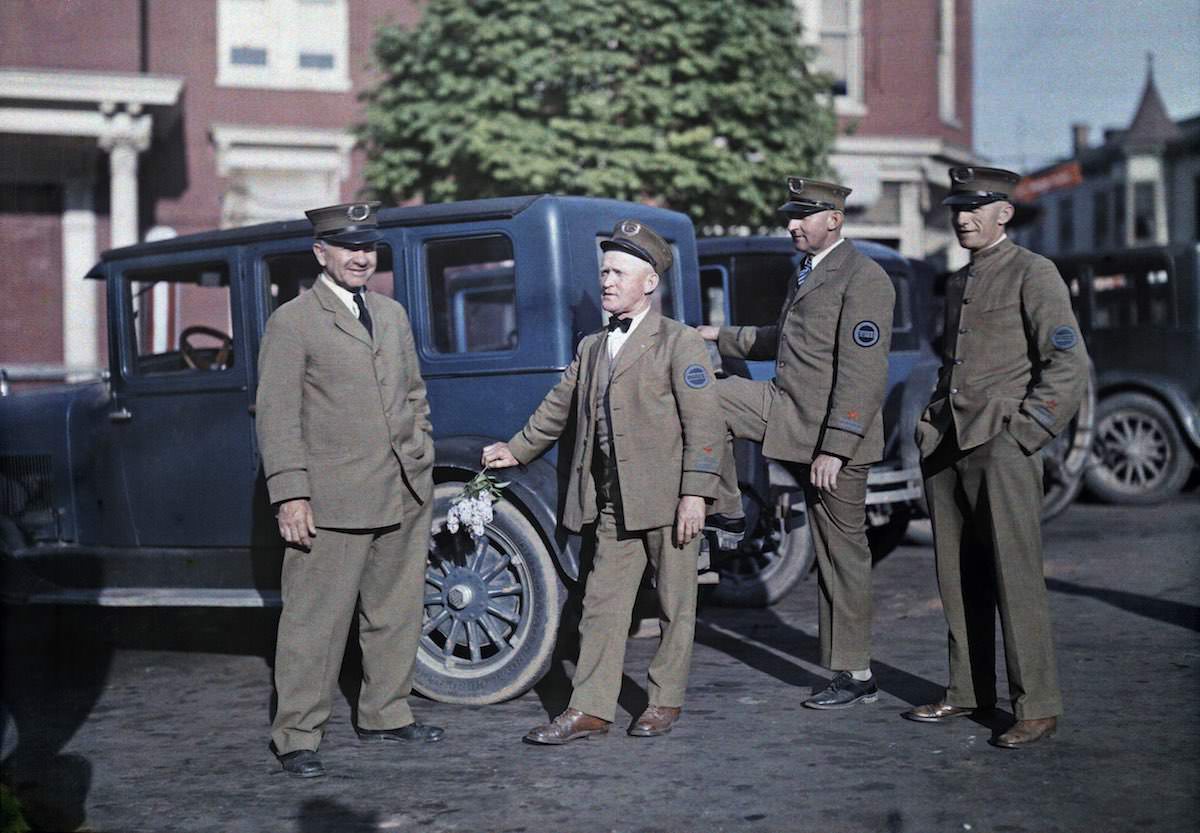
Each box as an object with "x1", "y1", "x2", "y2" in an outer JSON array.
[
  {"x1": 1133, "y1": 181, "x2": 1156, "y2": 242},
  {"x1": 217, "y1": 0, "x2": 349, "y2": 91},
  {"x1": 425, "y1": 236, "x2": 518, "y2": 354},
  {"x1": 1093, "y1": 190, "x2": 1109, "y2": 250},
  {"x1": 1113, "y1": 185, "x2": 1126, "y2": 246},
  {"x1": 795, "y1": 0, "x2": 865, "y2": 116},
  {"x1": 937, "y1": 0, "x2": 957, "y2": 125},
  {"x1": 230, "y1": 47, "x2": 268, "y2": 66},
  {"x1": 1058, "y1": 196, "x2": 1074, "y2": 252}
]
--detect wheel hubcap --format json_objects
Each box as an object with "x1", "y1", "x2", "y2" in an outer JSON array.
[{"x1": 1096, "y1": 411, "x2": 1169, "y2": 491}]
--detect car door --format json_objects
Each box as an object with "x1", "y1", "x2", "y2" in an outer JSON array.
[{"x1": 107, "y1": 247, "x2": 259, "y2": 548}]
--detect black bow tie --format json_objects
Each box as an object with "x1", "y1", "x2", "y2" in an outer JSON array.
[{"x1": 606, "y1": 317, "x2": 633, "y2": 334}]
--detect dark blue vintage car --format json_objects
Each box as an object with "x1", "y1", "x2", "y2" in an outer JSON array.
[{"x1": 0, "y1": 195, "x2": 718, "y2": 705}]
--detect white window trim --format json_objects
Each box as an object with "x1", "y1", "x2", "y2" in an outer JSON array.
[
  {"x1": 216, "y1": 0, "x2": 351, "y2": 92},
  {"x1": 795, "y1": 0, "x2": 867, "y2": 118}
]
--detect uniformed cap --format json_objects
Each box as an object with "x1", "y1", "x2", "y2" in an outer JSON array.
[
  {"x1": 778, "y1": 177, "x2": 852, "y2": 218},
  {"x1": 942, "y1": 166, "x2": 1021, "y2": 207},
  {"x1": 305, "y1": 202, "x2": 383, "y2": 246},
  {"x1": 599, "y1": 219, "x2": 673, "y2": 275}
]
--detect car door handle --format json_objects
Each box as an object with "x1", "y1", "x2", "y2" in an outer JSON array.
[{"x1": 109, "y1": 407, "x2": 133, "y2": 423}]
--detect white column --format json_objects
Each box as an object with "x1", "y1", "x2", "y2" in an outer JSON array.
[
  {"x1": 62, "y1": 178, "x2": 99, "y2": 379},
  {"x1": 99, "y1": 106, "x2": 152, "y2": 249},
  {"x1": 898, "y1": 181, "x2": 925, "y2": 260}
]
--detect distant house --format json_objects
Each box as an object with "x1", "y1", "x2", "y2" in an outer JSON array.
[{"x1": 1012, "y1": 60, "x2": 1200, "y2": 257}]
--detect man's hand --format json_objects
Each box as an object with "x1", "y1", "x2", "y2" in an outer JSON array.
[
  {"x1": 674, "y1": 495, "x2": 706, "y2": 547},
  {"x1": 810, "y1": 454, "x2": 844, "y2": 492},
  {"x1": 695, "y1": 325, "x2": 719, "y2": 342},
  {"x1": 482, "y1": 442, "x2": 519, "y2": 469},
  {"x1": 277, "y1": 498, "x2": 316, "y2": 549}
]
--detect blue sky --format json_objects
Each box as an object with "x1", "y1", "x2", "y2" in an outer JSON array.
[{"x1": 973, "y1": 0, "x2": 1200, "y2": 171}]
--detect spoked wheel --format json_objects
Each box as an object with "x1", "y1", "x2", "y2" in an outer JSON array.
[
  {"x1": 413, "y1": 483, "x2": 562, "y2": 704},
  {"x1": 1086, "y1": 393, "x2": 1192, "y2": 505}
]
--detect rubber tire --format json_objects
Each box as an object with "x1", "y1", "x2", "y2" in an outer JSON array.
[
  {"x1": 413, "y1": 483, "x2": 563, "y2": 705},
  {"x1": 867, "y1": 504, "x2": 911, "y2": 563},
  {"x1": 707, "y1": 500, "x2": 814, "y2": 608},
  {"x1": 1085, "y1": 392, "x2": 1194, "y2": 505}
]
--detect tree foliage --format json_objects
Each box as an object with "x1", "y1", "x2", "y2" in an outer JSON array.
[{"x1": 360, "y1": 0, "x2": 836, "y2": 229}]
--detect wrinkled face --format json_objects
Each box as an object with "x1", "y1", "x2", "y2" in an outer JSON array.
[
  {"x1": 951, "y1": 201, "x2": 1013, "y2": 252},
  {"x1": 314, "y1": 240, "x2": 377, "y2": 289},
  {"x1": 787, "y1": 210, "x2": 842, "y2": 255},
  {"x1": 600, "y1": 250, "x2": 658, "y2": 318}
]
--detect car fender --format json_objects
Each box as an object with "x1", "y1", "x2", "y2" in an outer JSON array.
[{"x1": 1096, "y1": 371, "x2": 1200, "y2": 452}]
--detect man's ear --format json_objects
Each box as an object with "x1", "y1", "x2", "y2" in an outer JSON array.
[
  {"x1": 643, "y1": 270, "x2": 660, "y2": 295},
  {"x1": 828, "y1": 211, "x2": 845, "y2": 232},
  {"x1": 997, "y1": 202, "x2": 1015, "y2": 226},
  {"x1": 312, "y1": 241, "x2": 327, "y2": 266}
]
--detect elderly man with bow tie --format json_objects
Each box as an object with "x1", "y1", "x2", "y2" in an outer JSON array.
[{"x1": 484, "y1": 219, "x2": 733, "y2": 743}]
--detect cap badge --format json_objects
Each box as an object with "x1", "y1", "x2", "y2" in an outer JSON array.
[
  {"x1": 787, "y1": 177, "x2": 806, "y2": 196},
  {"x1": 620, "y1": 220, "x2": 641, "y2": 235},
  {"x1": 951, "y1": 167, "x2": 974, "y2": 184},
  {"x1": 346, "y1": 203, "x2": 371, "y2": 222}
]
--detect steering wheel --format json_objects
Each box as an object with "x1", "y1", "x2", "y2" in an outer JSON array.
[{"x1": 180, "y1": 325, "x2": 233, "y2": 370}]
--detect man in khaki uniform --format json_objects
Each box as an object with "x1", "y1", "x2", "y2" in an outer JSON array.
[
  {"x1": 257, "y1": 203, "x2": 443, "y2": 778},
  {"x1": 483, "y1": 219, "x2": 729, "y2": 742},
  {"x1": 699, "y1": 177, "x2": 895, "y2": 709},
  {"x1": 903, "y1": 167, "x2": 1089, "y2": 748}
]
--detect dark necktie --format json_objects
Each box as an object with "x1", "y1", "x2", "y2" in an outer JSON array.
[
  {"x1": 795, "y1": 256, "x2": 813, "y2": 288},
  {"x1": 606, "y1": 317, "x2": 632, "y2": 333},
  {"x1": 353, "y1": 291, "x2": 373, "y2": 339}
]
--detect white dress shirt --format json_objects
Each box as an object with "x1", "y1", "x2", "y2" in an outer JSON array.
[
  {"x1": 320, "y1": 273, "x2": 362, "y2": 317},
  {"x1": 810, "y1": 235, "x2": 846, "y2": 269},
  {"x1": 606, "y1": 304, "x2": 652, "y2": 360}
]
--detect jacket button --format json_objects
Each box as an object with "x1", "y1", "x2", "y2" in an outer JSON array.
[
  {"x1": 950, "y1": 387, "x2": 959, "y2": 395},
  {"x1": 778, "y1": 360, "x2": 786, "y2": 368},
  {"x1": 953, "y1": 359, "x2": 963, "y2": 365},
  {"x1": 963, "y1": 298, "x2": 972, "y2": 305},
  {"x1": 959, "y1": 327, "x2": 968, "y2": 334}
]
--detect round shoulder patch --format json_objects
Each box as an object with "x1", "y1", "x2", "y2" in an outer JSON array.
[
  {"x1": 683, "y1": 364, "x2": 709, "y2": 389},
  {"x1": 1051, "y1": 325, "x2": 1078, "y2": 350},
  {"x1": 852, "y1": 320, "x2": 881, "y2": 348}
]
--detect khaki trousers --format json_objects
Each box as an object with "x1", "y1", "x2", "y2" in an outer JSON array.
[
  {"x1": 570, "y1": 503, "x2": 700, "y2": 723},
  {"x1": 922, "y1": 427, "x2": 1062, "y2": 720},
  {"x1": 714, "y1": 376, "x2": 874, "y2": 670},
  {"x1": 271, "y1": 499, "x2": 431, "y2": 755}
]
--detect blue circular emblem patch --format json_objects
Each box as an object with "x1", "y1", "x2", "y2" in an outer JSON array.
[
  {"x1": 852, "y1": 321, "x2": 881, "y2": 348},
  {"x1": 1051, "y1": 326, "x2": 1078, "y2": 350},
  {"x1": 684, "y1": 364, "x2": 709, "y2": 389}
]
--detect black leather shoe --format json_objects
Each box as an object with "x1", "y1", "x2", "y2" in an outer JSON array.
[
  {"x1": 704, "y1": 514, "x2": 747, "y2": 550},
  {"x1": 802, "y1": 672, "x2": 879, "y2": 710},
  {"x1": 356, "y1": 723, "x2": 445, "y2": 743},
  {"x1": 278, "y1": 749, "x2": 325, "y2": 778}
]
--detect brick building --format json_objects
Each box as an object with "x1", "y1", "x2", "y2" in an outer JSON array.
[{"x1": 1, "y1": 0, "x2": 974, "y2": 381}]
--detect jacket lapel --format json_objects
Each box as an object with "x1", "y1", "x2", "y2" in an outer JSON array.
[
  {"x1": 610, "y1": 309, "x2": 661, "y2": 383},
  {"x1": 313, "y1": 278, "x2": 372, "y2": 347},
  {"x1": 790, "y1": 239, "x2": 850, "y2": 307}
]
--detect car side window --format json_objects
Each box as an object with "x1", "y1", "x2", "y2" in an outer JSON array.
[
  {"x1": 121, "y1": 263, "x2": 235, "y2": 375},
  {"x1": 424, "y1": 235, "x2": 517, "y2": 353},
  {"x1": 263, "y1": 246, "x2": 395, "y2": 312},
  {"x1": 731, "y1": 254, "x2": 792, "y2": 325}
]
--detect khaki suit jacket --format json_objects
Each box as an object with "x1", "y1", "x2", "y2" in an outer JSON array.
[
  {"x1": 716, "y1": 239, "x2": 895, "y2": 465},
  {"x1": 916, "y1": 239, "x2": 1090, "y2": 456},
  {"x1": 507, "y1": 309, "x2": 724, "y2": 532},
  {"x1": 256, "y1": 278, "x2": 434, "y2": 528}
]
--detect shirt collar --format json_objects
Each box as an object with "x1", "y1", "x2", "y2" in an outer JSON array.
[
  {"x1": 320, "y1": 272, "x2": 360, "y2": 315},
  {"x1": 810, "y1": 235, "x2": 845, "y2": 269},
  {"x1": 971, "y1": 234, "x2": 1009, "y2": 263}
]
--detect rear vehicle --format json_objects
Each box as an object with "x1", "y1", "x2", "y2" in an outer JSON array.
[
  {"x1": 695, "y1": 237, "x2": 932, "y2": 605},
  {"x1": 1052, "y1": 243, "x2": 1200, "y2": 504}
]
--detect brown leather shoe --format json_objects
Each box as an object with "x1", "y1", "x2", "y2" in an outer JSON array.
[
  {"x1": 628, "y1": 705, "x2": 681, "y2": 737},
  {"x1": 523, "y1": 708, "x2": 610, "y2": 745},
  {"x1": 901, "y1": 702, "x2": 979, "y2": 723},
  {"x1": 993, "y1": 716, "x2": 1057, "y2": 749}
]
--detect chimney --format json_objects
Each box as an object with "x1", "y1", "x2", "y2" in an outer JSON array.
[{"x1": 1071, "y1": 123, "x2": 1090, "y2": 157}]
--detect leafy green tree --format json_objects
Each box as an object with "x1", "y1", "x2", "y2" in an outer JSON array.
[{"x1": 360, "y1": 0, "x2": 835, "y2": 229}]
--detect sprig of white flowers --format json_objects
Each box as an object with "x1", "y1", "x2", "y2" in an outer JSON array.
[{"x1": 445, "y1": 468, "x2": 509, "y2": 540}]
